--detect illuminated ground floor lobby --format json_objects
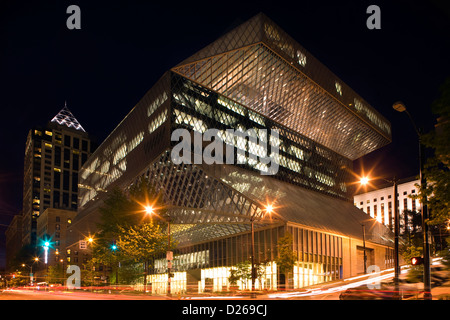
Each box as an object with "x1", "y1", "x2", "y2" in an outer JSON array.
[{"x1": 146, "y1": 224, "x2": 395, "y2": 295}]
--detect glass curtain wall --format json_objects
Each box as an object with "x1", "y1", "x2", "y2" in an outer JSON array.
[{"x1": 147, "y1": 225, "x2": 344, "y2": 293}]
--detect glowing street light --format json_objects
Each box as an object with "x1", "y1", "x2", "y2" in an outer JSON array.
[
  {"x1": 360, "y1": 176, "x2": 369, "y2": 185},
  {"x1": 265, "y1": 204, "x2": 274, "y2": 214},
  {"x1": 145, "y1": 205, "x2": 155, "y2": 215}
]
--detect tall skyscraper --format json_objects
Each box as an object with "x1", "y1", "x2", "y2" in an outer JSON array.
[{"x1": 22, "y1": 103, "x2": 93, "y2": 247}]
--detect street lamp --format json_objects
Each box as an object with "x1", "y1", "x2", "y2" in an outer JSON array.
[
  {"x1": 360, "y1": 176, "x2": 369, "y2": 186},
  {"x1": 21, "y1": 263, "x2": 34, "y2": 286},
  {"x1": 145, "y1": 205, "x2": 155, "y2": 215},
  {"x1": 144, "y1": 203, "x2": 172, "y2": 296},
  {"x1": 250, "y1": 201, "x2": 276, "y2": 297},
  {"x1": 360, "y1": 176, "x2": 400, "y2": 296},
  {"x1": 393, "y1": 101, "x2": 432, "y2": 300}
]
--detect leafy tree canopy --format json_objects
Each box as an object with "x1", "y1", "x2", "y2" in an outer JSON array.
[{"x1": 420, "y1": 77, "x2": 450, "y2": 226}]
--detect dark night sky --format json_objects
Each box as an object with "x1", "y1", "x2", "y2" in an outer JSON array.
[{"x1": 0, "y1": 0, "x2": 449, "y2": 269}]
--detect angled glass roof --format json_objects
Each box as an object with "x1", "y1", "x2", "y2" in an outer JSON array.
[
  {"x1": 172, "y1": 13, "x2": 391, "y2": 160},
  {"x1": 205, "y1": 164, "x2": 393, "y2": 246}
]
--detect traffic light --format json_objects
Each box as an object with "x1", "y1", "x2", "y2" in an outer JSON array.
[
  {"x1": 111, "y1": 241, "x2": 118, "y2": 251},
  {"x1": 411, "y1": 257, "x2": 424, "y2": 265}
]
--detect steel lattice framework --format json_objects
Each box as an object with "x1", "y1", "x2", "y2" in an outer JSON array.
[{"x1": 172, "y1": 13, "x2": 391, "y2": 160}]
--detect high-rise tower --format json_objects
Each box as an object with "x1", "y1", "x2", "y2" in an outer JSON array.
[{"x1": 22, "y1": 103, "x2": 94, "y2": 247}]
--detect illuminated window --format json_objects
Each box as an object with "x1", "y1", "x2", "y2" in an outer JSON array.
[
  {"x1": 113, "y1": 144, "x2": 127, "y2": 166},
  {"x1": 128, "y1": 132, "x2": 144, "y2": 152},
  {"x1": 148, "y1": 92, "x2": 168, "y2": 117},
  {"x1": 335, "y1": 82, "x2": 342, "y2": 96},
  {"x1": 34, "y1": 130, "x2": 42, "y2": 136},
  {"x1": 45, "y1": 131, "x2": 53, "y2": 136},
  {"x1": 149, "y1": 109, "x2": 168, "y2": 134},
  {"x1": 44, "y1": 143, "x2": 52, "y2": 148},
  {"x1": 296, "y1": 50, "x2": 306, "y2": 67}
]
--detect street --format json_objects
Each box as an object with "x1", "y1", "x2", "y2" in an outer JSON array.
[
  {"x1": 0, "y1": 288, "x2": 167, "y2": 300},
  {"x1": 1, "y1": 261, "x2": 449, "y2": 301}
]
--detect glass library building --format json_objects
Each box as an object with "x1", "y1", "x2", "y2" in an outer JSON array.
[{"x1": 67, "y1": 13, "x2": 394, "y2": 293}]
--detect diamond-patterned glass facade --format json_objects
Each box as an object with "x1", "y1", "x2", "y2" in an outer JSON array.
[
  {"x1": 173, "y1": 13, "x2": 391, "y2": 160},
  {"x1": 170, "y1": 74, "x2": 353, "y2": 201}
]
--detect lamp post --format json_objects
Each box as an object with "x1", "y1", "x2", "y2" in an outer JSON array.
[
  {"x1": 360, "y1": 176, "x2": 400, "y2": 297},
  {"x1": 145, "y1": 204, "x2": 172, "y2": 296},
  {"x1": 22, "y1": 259, "x2": 37, "y2": 286},
  {"x1": 393, "y1": 101, "x2": 432, "y2": 300},
  {"x1": 250, "y1": 203, "x2": 275, "y2": 298}
]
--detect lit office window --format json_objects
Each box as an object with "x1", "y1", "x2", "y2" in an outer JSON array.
[{"x1": 335, "y1": 82, "x2": 342, "y2": 96}]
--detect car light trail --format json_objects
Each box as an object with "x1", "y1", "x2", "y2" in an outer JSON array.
[{"x1": 268, "y1": 271, "x2": 396, "y2": 298}]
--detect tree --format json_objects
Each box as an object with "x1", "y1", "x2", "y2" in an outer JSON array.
[
  {"x1": 90, "y1": 177, "x2": 170, "y2": 287},
  {"x1": 275, "y1": 232, "x2": 296, "y2": 289},
  {"x1": 419, "y1": 77, "x2": 450, "y2": 228},
  {"x1": 117, "y1": 221, "x2": 170, "y2": 290},
  {"x1": 228, "y1": 260, "x2": 252, "y2": 289},
  {"x1": 47, "y1": 264, "x2": 64, "y2": 285}
]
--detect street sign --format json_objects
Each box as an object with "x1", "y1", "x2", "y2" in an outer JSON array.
[{"x1": 79, "y1": 240, "x2": 87, "y2": 250}]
